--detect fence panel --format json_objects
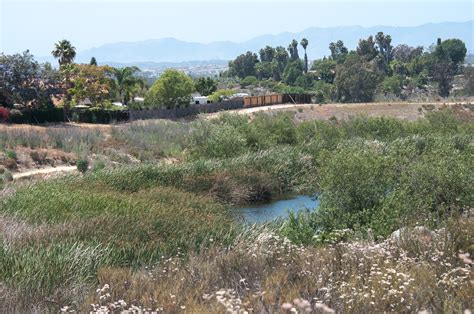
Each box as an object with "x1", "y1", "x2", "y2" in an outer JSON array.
[{"x1": 128, "y1": 99, "x2": 245, "y2": 121}]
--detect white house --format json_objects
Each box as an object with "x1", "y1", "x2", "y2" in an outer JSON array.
[{"x1": 190, "y1": 93, "x2": 209, "y2": 105}]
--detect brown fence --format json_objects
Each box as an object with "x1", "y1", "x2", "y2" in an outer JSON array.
[
  {"x1": 128, "y1": 93, "x2": 312, "y2": 121},
  {"x1": 282, "y1": 94, "x2": 312, "y2": 104},
  {"x1": 243, "y1": 94, "x2": 311, "y2": 107},
  {"x1": 243, "y1": 94, "x2": 283, "y2": 107},
  {"x1": 129, "y1": 99, "x2": 244, "y2": 121}
]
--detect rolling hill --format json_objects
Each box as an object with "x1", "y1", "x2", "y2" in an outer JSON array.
[{"x1": 71, "y1": 20, "x2": 473, "y2": 64}]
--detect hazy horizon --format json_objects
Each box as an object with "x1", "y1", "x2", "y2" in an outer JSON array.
[{"x1": 1, "y1": 0, "x2": 473, "y2": 58}]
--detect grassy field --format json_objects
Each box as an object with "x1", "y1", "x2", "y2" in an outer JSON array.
[{"x1": 0, "y1": 107, "x2": 473, "y2": 312}]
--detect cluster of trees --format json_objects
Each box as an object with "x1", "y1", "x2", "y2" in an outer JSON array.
[
  {"x1": 1, "y1": 36, "x2": 470, "y2": 116},
  {"x1": 226, "y1": 38, "x2": 310, "y2": 86},
  {"x1": 226, "y1": 34, "x2": 469, "y2": 102},
  {"x1": 0, "y1": 40, "x2": 145, "y2": 111},
  {"x1": 0, "y1": 40, "x2": 227, "y2": 112}
]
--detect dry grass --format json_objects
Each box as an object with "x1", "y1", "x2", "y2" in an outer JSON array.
[
  {"x1": 207, "y1": 101, "x2": 473, "y2": 123},
  {"x1": 70, "y1": 217, "x2": 474, "y2": 313}
]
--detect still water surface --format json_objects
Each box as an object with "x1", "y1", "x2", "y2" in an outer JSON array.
[{"x1": 234, "y1": 195, "x2": 319, "y2": 224}]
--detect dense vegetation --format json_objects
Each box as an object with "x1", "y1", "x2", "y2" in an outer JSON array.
[
  {"x1": 1, "y1": 36, "x2": 472, "y2": 124},
  {"x1": 224, "y1": 36, "x2": 471, "y2": 102},
  {"x1": 0, "y1": 109, "x2": 472, "y2": 312}
]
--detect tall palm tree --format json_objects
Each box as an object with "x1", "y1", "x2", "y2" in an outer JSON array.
[
  {"x1": 52, "y1": 40, "x2": 76, "y2": 67},
  {"x1": 108, "y1": 67, "x2": 144, "y2": 105},
  {"x1": 300, "y1": 38, "x2": 309, "y2": 73}
]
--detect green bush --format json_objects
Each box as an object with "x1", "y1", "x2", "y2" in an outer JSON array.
[
  {"x1": 5, "y1": 150, "x2": 17, "y2": 160},
  {"x1": 92, "y1": 160, "x2": 106, "y2": 172},
  {"x1": 189, "y1": 122, "x2": 247, "y2": 159},
  {"x1": 0, "y1": 169, "x2": 13, "y2": 185},
  {"x1": 208, "y1": 89, "x2": 235, "y2": 102},
  {"x1": 281, "y1": 130, "x2": 473, "y2": 242},
  {"x1": 240, "y1": 76, "x2": 258, "y2": 87},
  {"x1": 381, "y1": 75, "x2": 403, "y2": 96},
  {"x1": 188, "y1": 112, "x2": 298, "y2": 159},
  {"x1": 76, "y1": 159, "x2": 89, "y2": 173}
]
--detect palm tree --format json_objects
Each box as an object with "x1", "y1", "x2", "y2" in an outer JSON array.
[
  {"x1": 108, "y1": 67, "x2": 144, "y2": 105},
  {"x1": 288, "y1": 39, "x2": 300, "y2": 60},
  {"x1": 52, "y1": 40, "x2": 76, "y2": 67},
  {"x1": 300, "y1": 38, "x2": 309, "y2": 73}
]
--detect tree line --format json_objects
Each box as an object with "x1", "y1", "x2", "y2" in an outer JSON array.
[
  {"x1": 1, "y1": 34, "x2": 472, "y2": 121},
  {"x1": 224, "y1": 34, "x2": 471, "y2": 102},
  {"x1": 0, "y1": 40, "x2": 223, "y2": 116}
]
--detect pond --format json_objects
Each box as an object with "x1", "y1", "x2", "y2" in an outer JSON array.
[{"x1": 233, "y1": 195, "x2": 319, "y2": 224}]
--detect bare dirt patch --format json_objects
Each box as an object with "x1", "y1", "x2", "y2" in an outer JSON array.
[{"x1": 206, "y1": 101, "x2": 473, "y2": 122}]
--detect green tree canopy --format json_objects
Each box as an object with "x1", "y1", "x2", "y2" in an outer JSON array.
[
  {"x1": 430, "y1": 40, "x2": 457, "y2": 97},
  {"x1": 240, "y1": 76, "x2": 258, "y2": 87},
  {"x1": 439, "y1": 38, "x2": 467, "y2": 75},
  {"x1": 311, "y1": 59, "x2": 337, "y2": 84},
  {"x1": 194, "y1": 77, "x2": 217, "y2": 96},
  {"x1": 0, "y1": 51, "x2": 58, "y2": 108},
  {"x1": 259, "y1": 46, "x2": 276, "y2": 62},
  {"x1": 357, "y1": 36, "x2": 378, "y2": 61},
  {"x1": 375, "y1": 32, "x2": 393, "y2": 70},
  {"x1": 440, "y1": 39, "x2": 467, "y2": 65},
  {"x1": 145, "y1": 69, "x2": 194, "y2": 109},
  {"x1": 283, "y1": 60, "x2": 304, "y2": 85},
  {"x1": 329, "y1": 40, "x2": 348, "y2": 62},
  {"x1": 229, "y1": 51, "x2": 259, "y2": 79},
  {"x1": 335, "y1": 54, "x2": 380, "y2": 102}
]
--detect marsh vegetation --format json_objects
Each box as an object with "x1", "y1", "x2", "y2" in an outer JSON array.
[{"x1": 0, "y1": 108, "x2": 473, "y2": 312}]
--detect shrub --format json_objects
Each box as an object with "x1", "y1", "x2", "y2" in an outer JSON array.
[
  {"x1": 188, "y1": 122, "x2": 247, "y2": 159},
  {"x1": 8, "y1": 109, "x2": 22, "y2": 121},
  {"x1": 243, "y1": 112, "x2": 297, "y2": 149},
  {"x1": 286, "y1": 131, "x2": 473, "y2": 241},
  {"x1": 1, "y1": 169, "x2": 13, "y2": 182},
  {"x1": 0, "y1": 107, "x2": 10, "y2": 123},
  {"x1": 208, "y1": 89, "x2": 235, "y2": 103},
  {"x1": 8, "y1": 108, "x2": 64, "y2": 124},
  {"x1": 5, "y1": 150, "x2": 16, "y2": 160},
  {"x1": 240, "y1": 76, "x2": 258, "y2": 87},
  {"x1": 76, "y1": 159, "x2": 89, "y2": 173},
  {"x1": 313, "y1": 81, "x2": 335, "y2": 103},
  {"x1": 3, "y1": 158, "x2": 17, "y2": 170},
  {"x1": 92, "y1": 160, "x2": 106, "y2": 172},
  {"x1": 381, "y1": 75, "x2": 403, "y2": 96}
]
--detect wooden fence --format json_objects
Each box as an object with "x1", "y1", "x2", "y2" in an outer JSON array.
[
  {"x1": 129, "y1": 99, "x2": 244, "y2": 121},
  {"x1": 243, "y1": 94, "x2": 311, "y2": 107},
  {"x1": 243, "y1": 94, "x2": 283, "y2": 107},
  {"x1": 128, "y1": 93, "x2": 313, "y2": 121}
]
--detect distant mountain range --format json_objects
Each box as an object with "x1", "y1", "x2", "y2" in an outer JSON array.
[{"x1": 48, "y1": 20, "x2": 474, "y2": 65}]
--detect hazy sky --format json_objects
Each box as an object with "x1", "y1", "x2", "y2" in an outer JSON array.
[{"x1": 1, "y1": 0, "x2": 473, "y2": 57}]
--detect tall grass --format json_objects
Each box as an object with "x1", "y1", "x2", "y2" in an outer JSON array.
[
  {"x1": 0, "y1": 109, "x2": 472, "y2": 312},
  {"x1": 0, "y1": 175, "x2": 236, "y2": 311},
  {"x1": 79, "y1": 217, "x2": 473, "y2": 313},
  {"x1": 0, "y1": 125, "x2": 105, "y2": 153},
  {"x1": 84, "y1": 147, "x2": 318, "y2": 202},
  {"x1": 110, "y1": 119, "x2": 192, "y2": 160}
]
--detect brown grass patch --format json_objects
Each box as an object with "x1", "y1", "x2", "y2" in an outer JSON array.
[{"x1": 76, "y1": 218, "x2": 473, "y2": 313}]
